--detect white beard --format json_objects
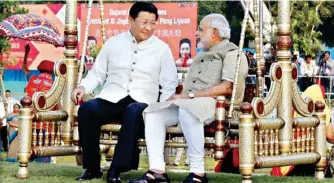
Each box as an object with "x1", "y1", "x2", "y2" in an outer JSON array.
[
  {"x1": 197, "y1": 32, "x2": 212, "y2": 51},
  {"x1": 197, "y1": 41, "x2": 206, "y2": 50}
]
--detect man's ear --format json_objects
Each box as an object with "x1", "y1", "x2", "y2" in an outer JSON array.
[
  {"x1": 128, "y1": 16, "x2": 133, "y2": 24},
  {"x1": 212, "y1": 28, "x2": 219, "y2": 39}
]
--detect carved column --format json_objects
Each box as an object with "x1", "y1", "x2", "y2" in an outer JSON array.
[
  {"x1": 314, "y1": 102, "x2": 326, "y2": 180},
  {"x1": 276, "y1": 0, "x2": 292, "y2": 155},
  {"x1": 239, "y1": 103, "x2": 255, "y2": 183},
  {"x1": 254, "y1": 0, "x2": 264, "y2": 98},
  {"x1": 16, "y1": 97, "x2": 33, "y2": 178},
  {"x1": 62, "y1": 0, "x2": 78, "y2": 146},
  {"x1": 214, "y1": 96, "x2": 226, "y2": 162}
]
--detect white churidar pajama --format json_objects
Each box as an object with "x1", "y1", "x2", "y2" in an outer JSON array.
[{"x1": 145, "y1": 107, "x2": 205, "y2": 174}]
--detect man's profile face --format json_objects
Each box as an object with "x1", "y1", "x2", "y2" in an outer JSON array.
[
  {"x1": 195, "y1": 18, "x2": 213, "y2": 51},
  {"x1": 292, "y1": 55, "x2": 297, "y2": 61},
  {"x1": 306, "y1": 57, "x2": 311, "y2": 63},
  {"x1": 5, "y1": 91, "x2": 10, "y2": 98},
  {"x1": 325, "y1": 53, "x2": 330, "y2": 60},
  {"x1": 129, "y1": 12, "x2": 156, "y2": 42}
]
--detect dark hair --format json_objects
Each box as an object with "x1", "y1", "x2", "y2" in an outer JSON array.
[
  {"x1": 249, "y1": 52, "x2": 254, "y2": 56},
  {"x1": 324, "y1": 51, "x2": 330, "y2": 55},
  {"x1": 305, "y1": 55, "x2": 312, "y2": 59},
  {"x1": 14, "y1": 103, "x2": 20, "y2": 109},
  {"x1": 129, "y1": 2, "x2": 159, "y2": 21},
  {"x1": 5, "y1": 90, "x2": 10, "y2": 93},
  {"x1": 178, "y1": 38, "x2": 192, "y2": 58},
  {"x1": 319, "y1": 52, "x2": 325, "y2": 60},
  {"x1": 87, "y1": 36, "x2": 97, "y2": 43}
]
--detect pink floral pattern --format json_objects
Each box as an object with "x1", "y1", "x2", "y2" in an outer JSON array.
[{"x1": 0, "y1": 14, "x2": 63, "y2": 47}]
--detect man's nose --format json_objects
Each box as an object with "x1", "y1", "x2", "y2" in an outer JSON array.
[{"x1": 145, "y1": 25, "x2": 153, "y2": 32}]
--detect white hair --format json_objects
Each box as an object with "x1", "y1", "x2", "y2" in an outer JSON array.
[{"x1": 204, "y1": 14, "x2": 231, "y2": 40}]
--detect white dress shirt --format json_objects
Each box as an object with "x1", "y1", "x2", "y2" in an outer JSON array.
[
  {"x1": 79, "y1": 31, "x2": 178, "y2": 105},
  {"x1": 7, "y1": 97, "x2": 20, "y2": 113},
  {"x1": 300, "y1": 61, "x2": 317, "y2": 77}
]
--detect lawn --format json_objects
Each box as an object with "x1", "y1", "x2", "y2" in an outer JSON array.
[{"x1": 0, "y1": 154, "x2": 334, "y2": 183}]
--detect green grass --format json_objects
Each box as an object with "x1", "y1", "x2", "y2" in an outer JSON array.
[
  {"x1": 0, "y1": 154, "x2": 333, "y2": 183},
  {"x1": 49, "y1": 155, "x2": 216, "y2": 171}
]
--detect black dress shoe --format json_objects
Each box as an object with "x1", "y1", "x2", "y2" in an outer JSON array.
[
  {"x1": 181, "y1": 173, "x2": 208, "y2": 183},
  {"x1": 75, "y1": 170, "x2": 103, "y2": 181},
  {"x1": 128, "y1": 170, "x2": 170, "y2": 183},
  {"x1": 107, "y1": 168, "x2": 121, "y2": 183}
]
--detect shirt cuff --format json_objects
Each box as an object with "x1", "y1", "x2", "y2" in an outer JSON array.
[
  {"x1": 160, "y1": 92, "x2": 174, "y2": 102},
  {"x1": 78, "y1": 81, "x2": 93, "y2": 94}
]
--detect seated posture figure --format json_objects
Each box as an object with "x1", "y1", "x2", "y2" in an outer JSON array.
[
  {"x1": 130, "y1": 13, "x2": 248, "y2": 183},
  {"x1": 71, "y1": 2, "x2": 177, "y2": 183}
]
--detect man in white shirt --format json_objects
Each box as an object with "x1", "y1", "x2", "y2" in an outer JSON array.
[
  {"x1": 0, "y1": 90, "x2": 19, "y2": 152},
  {"x1": 71, "y1": 2, "x2": 177, "y2": 182},
  {"x1": 300, "y1": 55, "x2": 317, "y2": 91},
  {"x1": 4, "y1": 90, "x2": 20, "y2": 113}
]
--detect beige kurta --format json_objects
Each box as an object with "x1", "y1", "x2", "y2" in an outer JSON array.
[{"x1": 144, "y1": 40, "x2": 248, "y2": 124}]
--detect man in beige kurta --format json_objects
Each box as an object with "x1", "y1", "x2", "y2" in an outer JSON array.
[{"x1": 130, "y1": 14, "x2": 248, "y2": 183}]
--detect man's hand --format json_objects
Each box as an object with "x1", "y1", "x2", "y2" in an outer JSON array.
[
  {"x1": 167, "y1": 94, "x2": 189, "y2": 101},
  {"x1": 25, "y1": 44, "x2": 30, "y2": 53},
  {"x1": 71, "y1": 86, "x2": 85, "y2": 104},
  {"x1": 23, "y1": 44, "x2": 31, "y2": 76}
]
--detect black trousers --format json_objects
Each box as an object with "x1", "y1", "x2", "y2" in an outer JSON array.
[
  {"x1": 1, "y1": 125, "x2": 8, "y2": 152},
  {"x1": 300, "y1": 77, "x2": 314, "y2": 92},
  {"x1": 78, "y1": 96, "x2": 148, "y2": 172}
]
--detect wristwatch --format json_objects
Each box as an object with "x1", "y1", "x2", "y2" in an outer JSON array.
[{"x1": 188, "y1": 92, "x2": 195, "y2": 99}]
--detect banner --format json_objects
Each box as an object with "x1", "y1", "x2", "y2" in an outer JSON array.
[
  {"x1": 1, "y1": 2, "x2": 197, "y2": 70},
  {"x1": 79, "y1": 2, "x2": 198, "y2": 61}
]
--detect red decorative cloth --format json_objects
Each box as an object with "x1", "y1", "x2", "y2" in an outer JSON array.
[
  {"x1": 26, "y1": 73, "x2": 53, "y2": 98},
  {"x1": 25, "y1": 72, "x2": 54, "y2": 130},
  {"x1": 37, "y1": 60, "x2": 54, "y2": 73}
]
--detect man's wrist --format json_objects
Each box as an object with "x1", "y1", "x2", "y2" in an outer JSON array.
[{"x1": 78, "y1": 86, "x2": 86, "y2": 92}]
